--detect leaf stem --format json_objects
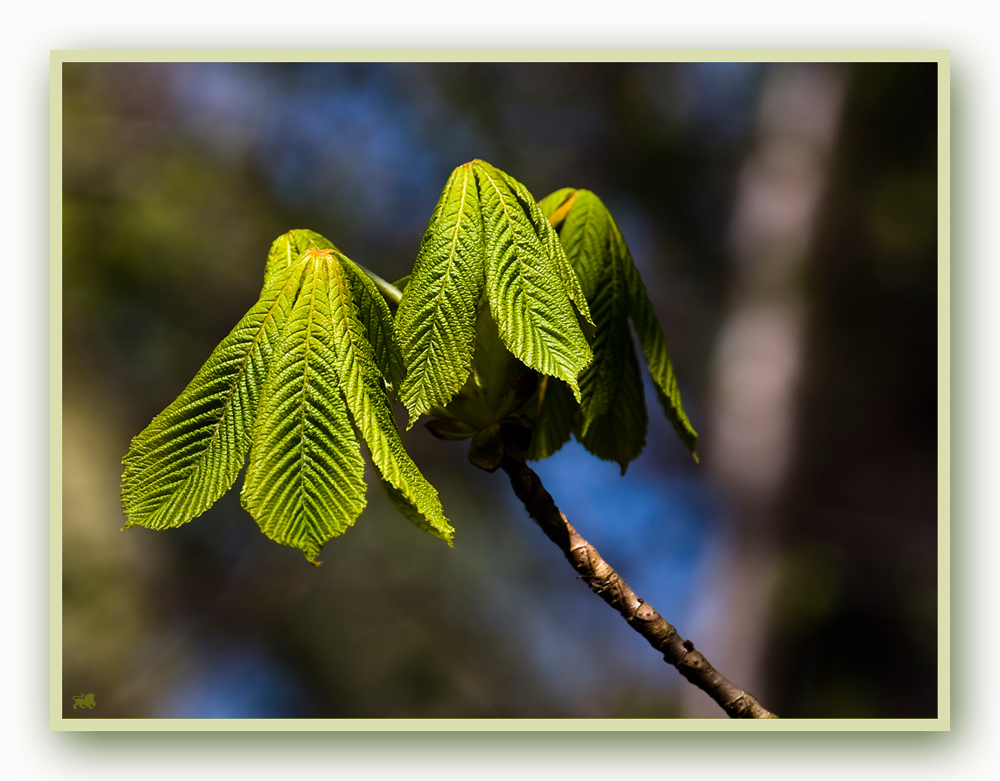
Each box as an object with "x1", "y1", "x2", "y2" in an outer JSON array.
[
  {"x1": 359, "y1": 266, "x2": 403, "y2": 308},
  {"x1": 497, "y1": 434, "x2": 778, "y2": 719}
]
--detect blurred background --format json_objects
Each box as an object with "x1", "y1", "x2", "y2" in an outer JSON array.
[{"x1": 60, "y1": 60, "x2": 938, "y2": 720}]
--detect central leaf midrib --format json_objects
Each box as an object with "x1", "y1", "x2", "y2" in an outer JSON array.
[{"x1": 292, "y1": 259, "x2": 320, "y2": 534}]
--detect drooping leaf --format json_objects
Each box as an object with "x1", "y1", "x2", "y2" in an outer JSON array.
[
  {"x1": 523, "y1": 375, "x2": 578, "y2": 461},
  {"x1": 121, "y1": 263, "x2": 305, "y2": 531},
  {"x1": 619, "y1": 227, "x2": 698, "y2": 456},
  {"x1": 126, "y1": 231, "x2": 454, "y2": 562},
  {"x1": 378, "y1": 477, "x2": 441, "y2": 535},
  {"x1": 545, "y1": 189, "x2": 605, "y2": 300},
  {"x1": 396, "y1": 161, "x2": 593, "y2": 431},
  {"x1": 576, "y1": 337, "x2": 648, "y2": 475},
  {"x1": 327, "y1": 255, "x2": 454, "y2": 545},
  {"x1": 500, "y1": 171, "x2": 592, "y2": 328},
  {"x1": 271, "y1": 230, "x2": 405, "y2": 392},
  {"x1": 396, "y1": 163, "x2": 485, "y2": 426},
  {"x1": 533, "y1": 187, "x2": 698, "y2": 466},
  {"x1": 241, "y1": 256, "x2": 368, "y2": 563},
  {"x1": 537, "y1": 188, "x2": 636, "y2": 458},
  {"x1": 554, "y1": 190, "x2": 629, "y2": 431},
  {"x1": 475, "y1": 160, "x2": 593, "y2": 401},
  {"x1": 242, "y1": 248, "x2": 453, "y2": 561},
  {"x1": 345, "y1": 258, "x2": 406, "y2": 393}
]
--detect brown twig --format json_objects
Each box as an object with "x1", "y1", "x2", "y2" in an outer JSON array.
[{"x1": 498, "y1": 439, "x2": 778, "y2": 719}]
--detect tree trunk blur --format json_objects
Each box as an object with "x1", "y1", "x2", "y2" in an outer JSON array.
[{"x1": 684, "y1": 63, "x2": 848, "y2": 717}]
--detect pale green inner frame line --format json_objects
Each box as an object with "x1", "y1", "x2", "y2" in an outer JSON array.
[{"x1": 50, "y1": 49, "x2": 951, "y2": 732}]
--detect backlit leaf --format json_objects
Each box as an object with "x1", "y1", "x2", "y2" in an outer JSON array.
[
  {"x1": 346, "y1": 257, "x2": 406, "y2": 393},
  {"x1": 328, "y1": 255, "x2": 454, "y2": 545},
  {"x1": 475, "y1": 160, "x2": 592, "y2": 401},
  {"x1": 126, "y1": 234, "x2": 453, "y2": 564},
  {"x1": 554, "y1": 190, "x2": 629, "y2": 430},
  {"x1": 396, "y1": 164, "x2": 484, "y2": 425},
  {"x1": 241, "y1": 255, "x2": 368, "y2": 562},
  {"x1": 500, "y1": 172, "x2": 592, "y2": 327},
  {"x1": 397, "y1": 160, "x2": 594, "y2": 429},
  {"x1": 262, "y1": 228, "x2": 335, "y2": 293},
  {"x1": 121, "y1": 263, "x2": 304, "y2": 531}
]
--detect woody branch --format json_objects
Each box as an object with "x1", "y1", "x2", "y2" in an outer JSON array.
[{"x1": 497, "y1": 430, "x2": 778, "y2": 719}]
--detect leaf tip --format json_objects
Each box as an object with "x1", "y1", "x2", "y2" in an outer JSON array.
[{"x1": 567, "y1": 378, "x2": 583, "y2": 404}]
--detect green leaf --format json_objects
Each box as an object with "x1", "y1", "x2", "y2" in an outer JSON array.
[
  {"x1": 620, "y1": 227, "x2": 698, "y2": 456},
  {"x1": 344, "y1": 258, "x2": 406, "y2": 392},
  {"x1": 241, "y1": 256, "x2": 368, "y2": 563},
  {"x1": 121, "y1": 264, "x2": 305, "y2": 531},
  {"x1": 326, "y1": 254, "x2": 455, "y2": 545},
  {"x1": 126, "y1": 232, "x2": 454, "y2": 562},
  {"x1": 538, "y1": 187, "x2": 645, "y2": 464},
  {"x1": 262, "y1": 229, "x2": 335, "y2": 293},
  {"x1": 554, "y1": 190, "x2": 629, "y2": 431},
  {"x1": 378, "y1": 477, "x2": 442, "y2": 534},
  {"x1": 396, "y1": 163, "x2": 485, "y2": 425},
  {"x1": 537, "y1": 188, "x2": 577, "y2": 229},
  {"x1": 576, "y1": 337, "x2": 648, "y2": 475},
  {"x1": 500, "y1": 172, "x2": 593, "y2": 327},
  {"x1": 474, "y1": 160, "x2": 593, "y2": 401},
  {"x1": 242, "y1": 249, "x2": 453, "y2": 560},
  {"x1": 533, "y1": 187, "x2": 698, "y2": 465},
  {"x1": 543, "y1": 189, "x2": 605, "y2": 301},
  {"x1": 397, "y1": 161, "x2": 594, "y2": 431},
  {"x1": 524, "y1": 376, "x2": 578, "y2": 461}
]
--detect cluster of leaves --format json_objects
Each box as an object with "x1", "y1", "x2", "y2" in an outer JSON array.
[
  {"x1": 120, "y1": 160, "x2": 696, "y2": 562},
  {"x1": 525, "y1": 188, "x2": 699, "y2": 473},
  {"x1": 121, "y1": 230, "x2": 452, "y2": 563},
  {"x1": 396, "y1": 160, "x2": 593, "y2": 423}
]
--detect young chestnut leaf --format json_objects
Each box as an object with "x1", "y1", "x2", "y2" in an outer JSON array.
[
  {"x1": 121, "y1": 261, "x2": 304, "y2": 532},
  {"x1": 526, "y1": 189, "x2": 698, "y2": 472},
  {"x1": 395, "y1": 160, "x2": 594, "y2": 429},
  {"x1": 122, "y1": 231, "x2": 453, "y2": 564}
]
